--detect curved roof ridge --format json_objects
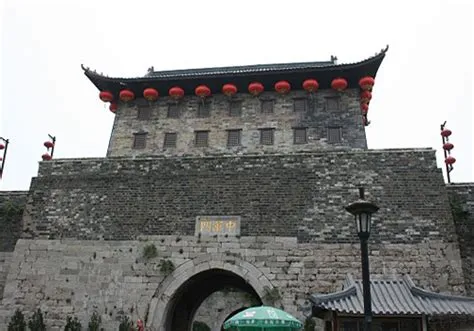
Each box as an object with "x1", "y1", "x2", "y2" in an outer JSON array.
[
  {"x1": 404, "y1": 275, "x2": 474, "y2": 302},
  {"x1": 81, "y1": 45, "x2": 389, "y2": 81}
]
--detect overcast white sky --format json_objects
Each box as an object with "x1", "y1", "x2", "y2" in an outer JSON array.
[{"x1": 0, "y1": 0, "x2": 473, "y2": 191}]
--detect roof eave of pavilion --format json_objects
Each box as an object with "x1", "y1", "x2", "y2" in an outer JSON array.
[
  {"x1": 82, "y1": 45, "x2": 388, "y2": 96},
  {"x1": 310, "y1": 274, "x2": 474, "y2": 318}
]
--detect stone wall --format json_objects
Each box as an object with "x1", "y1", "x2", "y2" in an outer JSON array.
[
  {"x1": 107, "y1": 89, "x2": 367, "y2": 157},
  {"x1": 0, "y1": 191, "x2": 27, "y2": 300},
  {"x1": 0, "y1": 236, "x2": 466, "y2": 330},
  {"x1": 25, "y1": 149, "x2": 456, "y2": 246},
  {"x1": 447, "y1": 183, "x2": 474, "y2": 295}
]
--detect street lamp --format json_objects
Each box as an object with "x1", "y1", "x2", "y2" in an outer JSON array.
[{"x1": 345, "y1": 187, "x2": 379, "y2": 331}]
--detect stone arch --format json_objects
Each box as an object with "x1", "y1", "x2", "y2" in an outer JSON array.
[
  {"x1": 146, "y1": 254, "x2": 273, "y2": 331},
  {"x1": 215, "y1": 304, "x2": 249, "y2": 331}
]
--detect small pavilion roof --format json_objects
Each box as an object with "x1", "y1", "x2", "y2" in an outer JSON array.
[
  {"x1": 82, "y1": 46, "x2": 388, "y2": 97},
  {"x1": 310, "y1": 274, "x2": 474, "y2": 317}
]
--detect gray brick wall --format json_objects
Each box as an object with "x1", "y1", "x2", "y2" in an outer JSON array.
[
  {"x1": 107, "y1": 89, "x2": 367, "y2": 157},
  {"x1": 0, "y1": 191, "x2": 27, "y2": 251},
  {"x1": 447, "y1": 183, "x2": 474, "y2": 295},
  {"x1": 26, "y1": 148, "x2": 456, "y2": 245}
]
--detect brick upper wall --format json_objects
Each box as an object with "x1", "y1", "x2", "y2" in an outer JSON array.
[
  {"x1": 25, "y1": 148, "x2": 457, "y2": 245},
  {"x1": 107, "y1": 89, "x2": 367, "y2": 157}
]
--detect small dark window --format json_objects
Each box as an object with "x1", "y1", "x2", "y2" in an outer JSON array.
[
  {"x1": 261, "y1": 100, "x2": 274, "y2": 114},
  {"x1": 259, "y1": 128, "x2": 274, "y2": 145},
  {"x1": 227, "y1": 129, "x2": 242, "y2": 147},
  {"x1": 195, "y1": 130, "x2": 209, "y2": 147},
  {"x1": 198, "y1": 102, "x2": 211, "y2": 118},
  {"x1": 167, "y1": 104, "x2": 180, "y2": 118},
  {"x1": 293, "y1": 128, "x2": 307, "y2": 144},
  {"x1": 294, "y1": 99, "x2": 307, "y2": 112},
  {"x1": 133, "y1": 132, "x2": 147, "y2": 149},
  {"x1": 163, "y1": 132, "x2": 177, "y2": 148},
  {"x1": 137, "y1": 107, "x2": 152, "y2": 120},
  {"x1": 326, "y1": 97, "x2": 340, "y2": 111},
  {"x1": 327, "y1": 127, "x2": 342, "y2": 143},
  {"x1": 229, "y1": 101, "x2": 242, "y2": 117}
]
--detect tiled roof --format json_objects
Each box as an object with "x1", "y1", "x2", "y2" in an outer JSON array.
[{"x1": 310, "y1": 274, "x2": 474, "y2": 317}]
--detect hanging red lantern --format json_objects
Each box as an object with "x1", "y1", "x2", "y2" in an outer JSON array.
[
  {"x1": 274, "y1": 81, "x2": 291, "y2": 94},
  {"x1": 109, "y1": 103, "x2": 118, "y2": 113},
  {"x1": 359, "y1": 76, "x2": 375, "y2": 91},
  {"x1": 360, "y1": 90, "x2": 372, "y2": 103},
  {"x1": 169, "y1": 86, "x2": 185, "y2": 100},
  {"x1": 222, "y1": 84, "x2": 238, "y2": 97},
  {"x1": 443, "y1": 143, "x2": 454, "y2": 151},
  {"x1": 119, "y1": 89, "x2": 135, "y2": 102},
  {"x1": 0, "y1": 144, "x2": 4, "y2": 150},
  {"x1": 441, "y1": 129, "x2": 452, "y2": 137},
  {"x1": 99, "y1": 91, "x2": 114, "y2": 103},
  {"x1": 361, "y1": 103, "x2": 369, "y2": 115},
  {"x1": 44, "y1": 141, "x2": 54, "y2": 149},
  {"x1": 143, "y1": 88, "x2": 159, "y2": 102},
  {"x1": 331, "y1": 78, "x2": 348, "y2": 92},
  {"x1": 445, "y1": 156, "x2": 456, "y2": 165},
  {"x1": 195, "y1": 85, "x2": 211, "y2": 98},
  {"x1": 302, "y1": 79, "x2": 319, "y2": 93},
  {"x1": 42, "y1": 153, "x2": 52, "y2": 161},
  {"x1": 248, "y1": 82, "x2": 264, "y2": 96}
]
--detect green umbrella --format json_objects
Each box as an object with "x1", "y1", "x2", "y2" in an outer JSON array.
[{"x1": 223, "y1": 306, "x2": 303, "y2": 331}]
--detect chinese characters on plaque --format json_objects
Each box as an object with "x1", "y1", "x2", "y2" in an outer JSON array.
[{"x1": 195, "y1": 216, "x2": 241, "y2": 236}]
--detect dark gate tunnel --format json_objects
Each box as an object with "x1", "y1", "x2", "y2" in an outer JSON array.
[
  {"x1": 165, "y1": 269, "x2": 262, "y2": 331},
  {"x1": 220, "y1": 307, "x2": 249, "y2": 331}
]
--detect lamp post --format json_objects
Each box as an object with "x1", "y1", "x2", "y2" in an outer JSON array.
[{"x1": 345, "y1": 187, "x2": 379, "y2": 331}]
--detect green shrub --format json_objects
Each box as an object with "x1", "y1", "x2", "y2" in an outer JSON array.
[
  {"x1": 118, "y1": 315, "x2": 135, "y2": 331},
  {"x1": 88, "y1": 311, "x2": 101, "y2": 331},
  {"x1": 142, "y1": 244, "x2": 158, "y2": 259},
  {"x1": 8, "y1": 309, "x2": 26, "y2": 331},
  {"x1": 28, "y1": 308, "x2": 46, "y2": 331},
  {"x1": 192, "y1": 321, "x2": 210, "y2": 331},
  {"x1": 304, "y1": 317, "x2": 316, "y2": 331},
  {"x1": 64, "y1": 316, "x2": 82, "y2": 331}
]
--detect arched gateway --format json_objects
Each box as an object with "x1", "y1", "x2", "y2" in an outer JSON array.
[{"x1": 147, "y1": 257, "x2": 274, "y2": 331}]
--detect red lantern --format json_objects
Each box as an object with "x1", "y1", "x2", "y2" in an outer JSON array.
[
  {"x1": 441, "y1": 129, "x2": 452, "y2": 137},
  {"x1": 360, "y1": 90, "x2": 372, "y2": 103},
  {"x1": 361, "y1": 103, "x2": 369, "y2": 115},
  {"x1": 99, "y1": 91, "x2": 113, "y2": 103},
  {"x1": 222, "y1": 84, "x2": 238, "y2": 97},
  {"x1": 0, "y1": 156, "x2": 2, "y2": 161},
  {"x1": 109, "y1": 103, "x2": 118, "y2": 113},
  {"x1": 44, "y1": 141, "x2": 54, "y2": 149},
  {"x1": 143, "y1": 88, "x2": 159, "y2": 102},
  {"x1": 0, "y1": 144, "x2": 4, "y2": 150},
  {"x1": 331, "y1": 78, "x2": 348, "y2": 92},
  {"x1": 169, "y1": 86, "x2": 185, "y2": 100},
  {"x1": 302, "y1": 79, "x2": 319, "y2": 93},
  {"x1": 445, "y1": 156, "x2": 456, "y2": 165},
  {"x1": 195, "y1": 85, "x2": 211, "y2": 98},
  {"x1": 359, "y1": 76, "x2": 375, "y2": 91},
  {"x1": 119, "y1": 89, "x2": 135, "y2": 102},
  {"x1": 248, "y1": 82, "x2": 264, "y2": 96},
  {"x1": 42, "y1": 153, "x2": 52, "y2": 161},
  {"x1": 274, "y1": 81, "x2": 291, "y2": 94},
  {"x1": 443, "y1": 143, "x2": 454, "y2": 151}
]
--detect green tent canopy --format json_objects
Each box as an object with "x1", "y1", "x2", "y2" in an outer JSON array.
[{"x1": 223, "y1": 306, "x2": 303, "y2": 331}]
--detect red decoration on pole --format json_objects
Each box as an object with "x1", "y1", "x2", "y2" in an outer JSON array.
[
  {"x1": 248, "y1": 82, "x2": 264, "y2": 96},
  {"x1": 99, "y1": 91, "x2": 113, "y2": 102},
  {"x1": 42, "y1": 153, "x2": 52, "y2": 161},
  {"x1": 443, "y1": 143, "x2": 454, "y2": 151},
  {"x1": 361, "y1": 103, "x2": 369, "y2": 115},
  {"x1": 143, "y1": 88, "x2": 159, "y2": 102},
  {"x1": 109, "y1": 103, "x2": 118, "y2": 113},
  {"x1": 360, "y1": 90, "x2": 372, "y2": 103},
  {"x1": 0, "y1": 144, "x2": 4, "y2": 150},
  {"x1": 445, "y1": 156, "x2": 456, "y2": 165},
  {"x1": 169, "y1": 86, "x2": 185, "y2": 100},
  {"x1": 44, "y1": 141, "x2": 54, "y2": 149},
  {"x1": 441, "y1": 129, "x2": 452, "y2": 137},
  {"x1": 331, "y1": 78, "x2": 348, "y2": 92},
  {"x1": 359, "y1": 76, "x2": 375, "y2": 91},
  {"x1": 302, "y1": 79, "x2": 319, "y2": 93},
  {"x1": 222, "y1": 84, "x2": 238, "y2": 97},
  {"x1": 195, "y1": 85, "x2": 211, "y2": 98},
  {"x1": 119, "y1": 89, "x2": 135, "y2": 102},
  {"x1": 274, "y1": 81, "x2": 291, "y2": 94}
]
